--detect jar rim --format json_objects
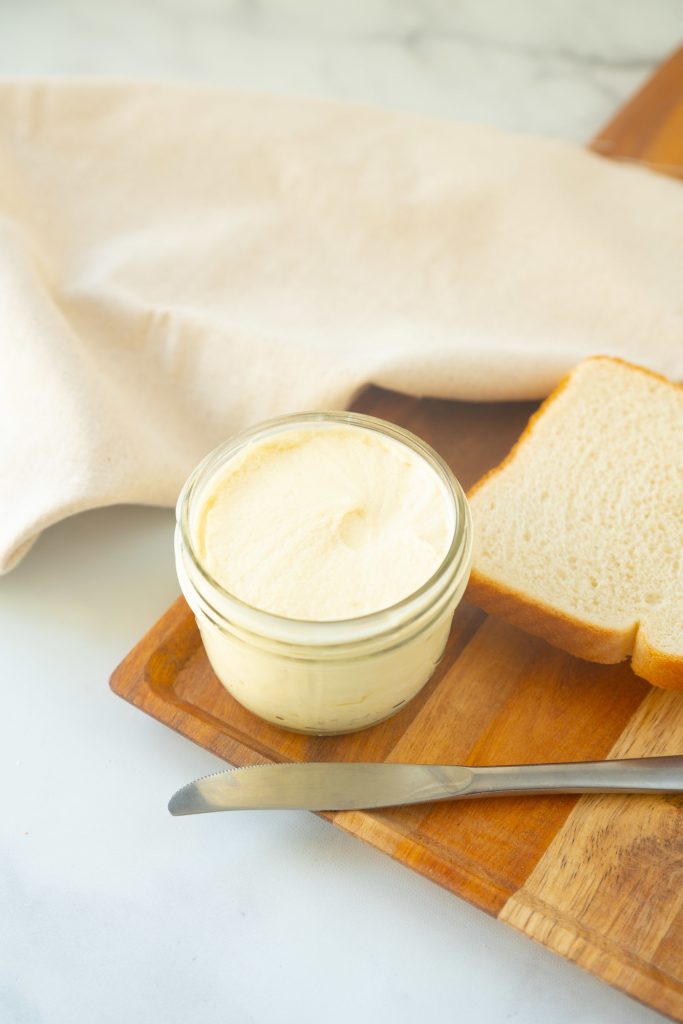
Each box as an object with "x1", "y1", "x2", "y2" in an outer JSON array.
[{"x1": 176, "y1": 411, "x2": 472, "y2": 646}]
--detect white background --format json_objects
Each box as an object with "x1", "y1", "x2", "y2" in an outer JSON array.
[{"x1": 2, "y1": 2, "x2": 681, "y2": 1022}]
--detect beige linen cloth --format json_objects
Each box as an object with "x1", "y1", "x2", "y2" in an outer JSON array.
[{"x1": 2, "y1": 80, "x2": 682, "y2": 572}]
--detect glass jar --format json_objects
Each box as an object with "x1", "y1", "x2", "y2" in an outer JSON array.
[{"x1": 174, "y1": 412, "x2": 472, "y2": 735}]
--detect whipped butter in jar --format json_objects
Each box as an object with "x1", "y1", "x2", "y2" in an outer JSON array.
[{"x1": 175, "y1": 412, "x2": 472, "y2": 735}]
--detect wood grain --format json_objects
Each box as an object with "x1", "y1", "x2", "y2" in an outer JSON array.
[
  {"x1": 111, "y1": 52, "x2": 683, "y2": 1021},
  {"x1": 501, "y1": 690, "x2": 683, "y2": 1018}
]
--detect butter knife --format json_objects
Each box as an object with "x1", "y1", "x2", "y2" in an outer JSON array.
[{"x1": 168, "y1": 756, "x2": 683, "y2": 814}]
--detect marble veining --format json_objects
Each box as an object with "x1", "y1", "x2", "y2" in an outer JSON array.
[{"x1": 0, "y1": 0, "x2": 680, "y2": 139}]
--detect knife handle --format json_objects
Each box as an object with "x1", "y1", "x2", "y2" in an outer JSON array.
[{"x1": 465, "y1": 755, "x2": 683, "y2": 797}]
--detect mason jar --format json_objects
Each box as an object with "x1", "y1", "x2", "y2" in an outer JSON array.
[{"x1": 174, "y1": 412, "x2": 472, "y2": 735}]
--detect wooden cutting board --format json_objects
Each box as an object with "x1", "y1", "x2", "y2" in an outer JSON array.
[{"x1": 111, "y1": 50, "x2": 683, "y2": 1021}]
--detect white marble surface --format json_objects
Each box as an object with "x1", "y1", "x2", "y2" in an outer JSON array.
[
  {"x1": 1, "y1": 3, "x2": 681, "y2": 1023},
  {"x1": 1, "y1": 0, "x2": 681, "y2": 138}
]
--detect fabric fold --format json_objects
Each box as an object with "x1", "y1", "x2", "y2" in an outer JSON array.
[{"x1": 1, "y1": 80, "x2": 682, "y2": 571}]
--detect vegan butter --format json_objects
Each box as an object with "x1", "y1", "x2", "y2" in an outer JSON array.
[
  {"x1": 193, "y1": 426, "x2": 453, "y2": 621},
  {"x1": 175, "y1": 415, "x2": 472, "y2": 734}
]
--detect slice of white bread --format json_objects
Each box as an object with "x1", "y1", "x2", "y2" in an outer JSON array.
[{"x1": 466, "y1": 356, "x2": 683, "y2": 689}]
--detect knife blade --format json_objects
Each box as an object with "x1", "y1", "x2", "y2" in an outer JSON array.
[{"x1": 168, "y1": 756, "x2": 683, "y2": 814}]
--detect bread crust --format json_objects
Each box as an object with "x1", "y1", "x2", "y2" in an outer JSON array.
[
  {"x1": 466, "y1": 569, "x2": 635, "y2": 663},
  {"x1": 631, "y1": 631, "x2": 683, "y2": 691},
  {"x1": 466, "y1": 355, "x2": 683, "y2": 690}
]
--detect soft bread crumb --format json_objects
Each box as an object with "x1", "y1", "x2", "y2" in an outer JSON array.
[{"x1": 467, "y1": 356, "x2": 683, "y2": 689}]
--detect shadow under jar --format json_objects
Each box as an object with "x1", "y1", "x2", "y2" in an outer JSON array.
[{"x1": 175, "y1": 412, "x2": 472, "y2": 735}]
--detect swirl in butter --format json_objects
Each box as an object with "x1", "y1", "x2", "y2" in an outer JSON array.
[{"x1": 193, "y1": 426, "x2": 453, "y2": 620}]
